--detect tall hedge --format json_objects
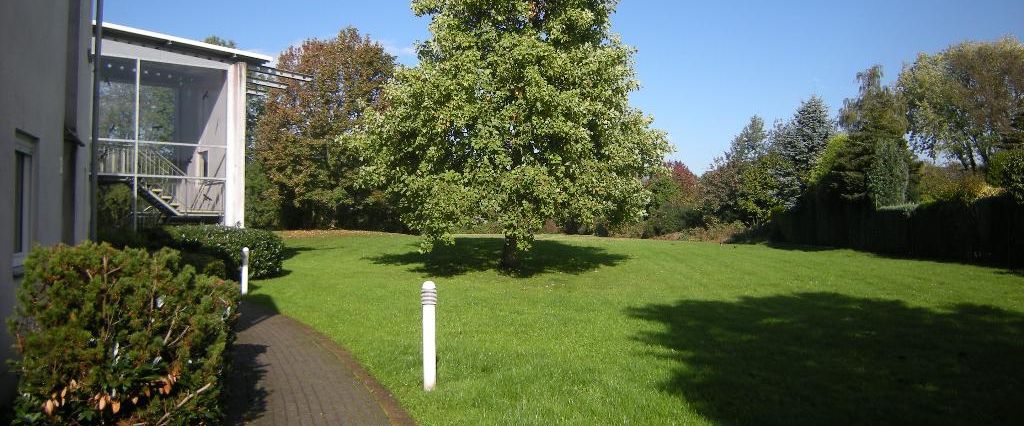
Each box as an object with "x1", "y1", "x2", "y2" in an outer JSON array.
[
  {"x1": 162, "y1": 225, "x2": 284, "y2": 279},
  {"x1": 8, "y1": 243, "x2": 239, "y2": 424},
  {"x1": 771, "y1": 192, "x2": 1024, "y2": 267}
]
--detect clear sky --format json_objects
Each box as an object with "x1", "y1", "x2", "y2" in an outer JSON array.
[{"x1": 104, "y1": 1, "x2": 1024, "y2": 172}]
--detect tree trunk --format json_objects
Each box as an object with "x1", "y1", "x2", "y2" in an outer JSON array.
[{"x1": 501, "y1": 235, "x2": 518, "y2": 271}]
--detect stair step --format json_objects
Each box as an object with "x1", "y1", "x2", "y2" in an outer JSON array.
[
  {"x1": 160, "y1": 195, "x2": 173, "y2": 201},
  {"x1": 169, "y1": 202, "x2": 181, "y2": 209},
  {"x1": 150, "y1": 188, "x2": 163, "y2": 194}
]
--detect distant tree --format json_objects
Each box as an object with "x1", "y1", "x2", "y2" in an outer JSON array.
[
  {"x1": 727, "y1": 116, "x2": 769, "y2": 164},
  {"x1": 245, "y1": 159, "x2": 282, "y2": 229},
  {"x1": 255, "y1": 27, "x2": 396, "y2": 228},
  {"x1": 737, "y1": 151, "x2": 792, "y2": 225},
  {"x1": 773, "y1": 96, "x2": 835, "y2": 187},
  {"x1": 700, "y1": 157, "x2": 744, "y2": 223},
  {"x1": 898, "y1": 37, "x2": 1024, "y2": 171},
  {"x1": 202, "y1": 35, "x2": 237, "y2": 48},
  {"x1": 868, "y1": 139, "x2": 911, "y2": 207},
  {"x1": 831, "y1": 65, "x2": 916, "y2": 206},
  {"x1": 666, "y1": 160, "x2": 700, "y2": 202},
  {"x1": 701, "y1": 116, "x2": 771, "y2": 224},
  {"x1": 357, "y1": 0, "x2": 669, "y2": 269}
]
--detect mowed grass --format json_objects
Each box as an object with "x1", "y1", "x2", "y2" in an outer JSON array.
[{"x1": 246, "y1": 232, "x2": 1024, "y2": 425}]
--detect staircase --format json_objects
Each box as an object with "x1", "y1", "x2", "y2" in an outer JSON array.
[
  {"x1": 98, "y1": 143, "x2": 223, "y2": 224},
  {"x1": 137, "y1": 180, "x2": 222, "y2": 223}
]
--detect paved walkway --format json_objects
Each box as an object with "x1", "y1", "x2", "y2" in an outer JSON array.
[{"x1": 226, "y1": 302, "x2": 416, "y2": 426}]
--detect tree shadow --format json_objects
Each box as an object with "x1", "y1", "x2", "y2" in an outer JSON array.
[
  {"x1": 366, "y1": 237, "x2": 629, "y2": 278},
  {"x1": 224, "y1": 300, "x2": 277, "y2": 424},
  {"x1": 281, "y1": 246, "x2": 313, "y2": 262},
  {"x1": 626, "y1": 293, "x2": 1024, "y2": 425}
]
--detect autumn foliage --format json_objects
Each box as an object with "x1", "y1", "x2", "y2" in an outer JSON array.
[{"x1": 253, "y1": 27, "x2": 396, "y2": 229}]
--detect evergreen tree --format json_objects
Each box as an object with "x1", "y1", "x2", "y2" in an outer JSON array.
[
  {"x1": 831, "y1": 65, "x2": 916, "y2": 205},
  {"x1": 868, "y1": 139, "x2": 910, "y2": 207},
  {"x1": 727, "y1": 115, "x2": 768, "y2": 164},
  {"x1": 358, "y1": 0, "x2": 669, "y2": 269},
  {"x1": 775, "y1": 96, "x2": 835, "y2": 186}
]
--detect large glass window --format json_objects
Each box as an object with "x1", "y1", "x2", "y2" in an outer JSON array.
[
  {"x1": 95, "y1": 55, "x2": 227, "y2": 228},
  {"x1": 97, "y1": 56, "x2": 137, "y2": 140}
]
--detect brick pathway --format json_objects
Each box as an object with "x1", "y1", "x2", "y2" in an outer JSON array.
[{"x1": 226, "y1": 302, "x2": 416, "y2": 426}]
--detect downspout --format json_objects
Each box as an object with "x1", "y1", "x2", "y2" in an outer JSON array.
[{"x1": 89, "y1": 0, "x2": 104, "y2": 240}]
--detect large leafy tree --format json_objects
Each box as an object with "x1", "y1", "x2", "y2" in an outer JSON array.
[
  {"x1": 898, "y1": 37, "x2": 1024, "y2": 171},
  {"x1": 255, "y1": 28, "x2": 396, "y2": 228},
  {"x1": 358, "y1": 0, "x2": 669, "y2": 269}
]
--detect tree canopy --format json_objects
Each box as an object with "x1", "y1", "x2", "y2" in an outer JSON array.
[
  {"x1": 898, "y1": 36, "x2": 1024, "y2": 171},
  {"x1": 357, "y1": 0, "x2": 669, "y2": 268},
  {"x1": 254, "y1": 27, "x2": 396, "y2": 229}
]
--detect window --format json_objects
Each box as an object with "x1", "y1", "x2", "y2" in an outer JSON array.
[
  {"x1": 197, "y1": 150, "x2": 208, "y2": 177},
  {"x1": 13, "y1": 132, "x2": 36, "y2": 269}
]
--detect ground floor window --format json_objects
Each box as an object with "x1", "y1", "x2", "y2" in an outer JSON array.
[{"x1": 13, "y1": 131, "x2": 36, "y2": 269}]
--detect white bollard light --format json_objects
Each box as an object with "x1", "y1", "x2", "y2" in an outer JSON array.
[
  {"x1": 240, "y1": 247, "x2": 250, "y2": 295},
  {"x1": 421, "y1": 280, "x2": 437, "y2": 391}
]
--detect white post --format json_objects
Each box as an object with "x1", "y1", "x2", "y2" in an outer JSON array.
[
  {"x1": 240, "y1": 247, "x2": 250, "y2": 295},
  {"x1": 421, "y1": 281, "x2": 437, "y2": 391}
]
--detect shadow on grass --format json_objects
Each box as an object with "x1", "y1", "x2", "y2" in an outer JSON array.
[
  {"x1": 268, "y1": 246, "x2": 316, "y2": 278},
  {"x1": 627, "y1": 292, "x2": 1024, "y2": 426},
  {"x1": 367, "y1": 236, "x2": 628, "y2": 278}
]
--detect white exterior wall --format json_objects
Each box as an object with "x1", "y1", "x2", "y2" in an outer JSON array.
[
  {"x1": 224, "y1": 62, "x2": 247, "y2": 227},
  {"x1": 0, "y1": 0, "x2": 93, "y2": 407}
]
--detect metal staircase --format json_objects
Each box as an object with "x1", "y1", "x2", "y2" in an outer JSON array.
[{"x1": 98, "y1": 141, "x2": 224, "y2": 223}]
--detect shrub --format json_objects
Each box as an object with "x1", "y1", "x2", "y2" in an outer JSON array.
[
  {"x1": 989, "y1": 149, "x2": 1024, "y2": 204},
  {"x1": 163, "y1": 225, "x2": 284, "y2": 279},
  {"x1": 643, "y1": 202, "x2": 702, "y2": 237},
  {"x1": 8, "y1": 243, "x2": 238, "y2": 425}
]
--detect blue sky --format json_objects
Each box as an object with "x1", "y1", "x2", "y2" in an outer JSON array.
[{"x1": 105, "y1": 1, "x2": 1024, "y2": 172}]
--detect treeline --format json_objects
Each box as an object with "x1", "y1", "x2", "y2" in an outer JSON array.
[
  {"x1": 245, "y1": 28, "x2": 1023, "y2": 264},
  {"x1": 636, "y1": 37, "x2": 1024, "y2": 264}
]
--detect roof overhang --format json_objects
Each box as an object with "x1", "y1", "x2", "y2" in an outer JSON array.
[{"x1": 96, "y1": 22, "x2": 273, "y2": 65}]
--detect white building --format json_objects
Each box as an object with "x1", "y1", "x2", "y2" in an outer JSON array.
[{"x1": 0, "y1": 0, "x2": 302, "y2": 406}]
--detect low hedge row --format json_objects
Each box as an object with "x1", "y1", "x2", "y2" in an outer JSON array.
[
  {"x1": 162, "y1": 225, "x2": 284, "y2": 279},
  {"x1": 8, "y1": 243, "x2": 239, "y2": 425}
]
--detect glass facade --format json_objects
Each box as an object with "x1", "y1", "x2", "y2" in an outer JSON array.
[{"x1": 96, "y1": 55, "x2": 228, "y2": 225}]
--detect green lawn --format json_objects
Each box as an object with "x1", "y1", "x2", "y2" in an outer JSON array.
[{"x1": 246, "y1": 232, "x2": 1024, "y2": 425}]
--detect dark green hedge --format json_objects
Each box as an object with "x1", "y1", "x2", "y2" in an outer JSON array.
[
  {"x1": 162, "y1": 225, "x2": 284, "y2": 279},
  {"x1": 772, "y1": 191, "x2": 1024, "y2": 267},
  {"x1": 8, "y1": 242, "x2": 238, "y2": 424}
]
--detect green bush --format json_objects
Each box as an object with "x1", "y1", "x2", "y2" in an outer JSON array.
[
  {"x1": 163, "y1": 225, "x2": 284, "y2": 279},
  {"x1": 8, "y1": 242, "x2": 238, "y2": 425},
  {"x1": 989, "y1": 149, "x2": 1024, "y2": 204},
  {"x1": 867, "y1": 139, "x2": 910, "y2": 207},
  {"x1": 643, "y1": 202, "x2": 702, "y2": 237}
]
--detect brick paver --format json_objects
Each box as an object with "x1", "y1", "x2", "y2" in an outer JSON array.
[{"x1": 226, "y1": 302, "x2": 415, "y2": 425}]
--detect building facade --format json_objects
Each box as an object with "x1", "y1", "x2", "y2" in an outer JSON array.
[
  {"x1": 0, "y1": 0, "x2": 94, "y2": 405},
  {"x1": 0, "y1": 1, "x2": 289, "y2": 406}
]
